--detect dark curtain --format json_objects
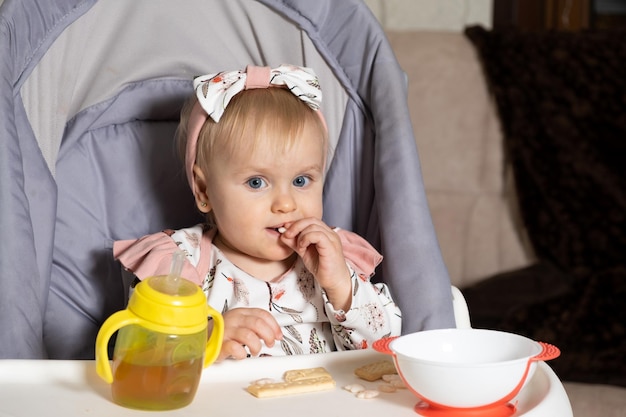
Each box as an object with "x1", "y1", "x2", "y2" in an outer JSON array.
[{"x1": 463, "y1": 25, "x2": 626, "y2": 386}]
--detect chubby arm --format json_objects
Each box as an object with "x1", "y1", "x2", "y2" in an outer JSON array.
[
  {"x1": 280, "y1": 219, "x2": 401, "y2": 350},
  {"x1": 279, "y1": 218, "x2": 353, "y2": 311},
  {"x1": 326, "y1": 267, "x2": 402, "y2": 350}
]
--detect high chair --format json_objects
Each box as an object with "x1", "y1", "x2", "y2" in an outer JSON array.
[
  {"x1": 0, "y1": 0, "x2": 456, "y2": 359},
  {"x1": 451, "y1": 286, "x2": 472, "y2": 329}
]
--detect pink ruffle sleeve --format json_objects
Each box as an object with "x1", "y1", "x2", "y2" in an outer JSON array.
[
  {"x1": 113, "y1": 231, "x2": 205, "y2": 286},
  {"x1": 336, "y1": 228, "x2": 383, "y2": 278}
]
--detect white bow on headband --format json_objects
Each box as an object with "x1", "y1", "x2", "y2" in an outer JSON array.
[{"x1": 193, "y1": 64, "x2": 322, "y2": 123}]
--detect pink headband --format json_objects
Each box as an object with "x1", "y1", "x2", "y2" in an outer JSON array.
[{"x1": 184, "y1": 64, "x2": 324, "y2": 194}]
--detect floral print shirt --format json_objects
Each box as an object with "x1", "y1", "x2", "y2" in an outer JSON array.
[{"x1": 115, "y1": 224, "x2": 402, "y2": 356}]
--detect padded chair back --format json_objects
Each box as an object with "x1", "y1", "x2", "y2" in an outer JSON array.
[{"x1": 0, "y1": 0, "x2": 455, "y2": 358}]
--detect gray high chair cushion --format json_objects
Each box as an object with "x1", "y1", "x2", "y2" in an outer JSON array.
[{"x1": 0, "y1": 0, "x2": 454, "y2": 359}]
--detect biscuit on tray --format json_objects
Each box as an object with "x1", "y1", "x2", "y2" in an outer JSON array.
[
  {"x1": 246, "y1": 367, "x2": 336, "y2": 398},
  {"x1": 354, "y1": 360, "x2": 397, "y2": 382}
]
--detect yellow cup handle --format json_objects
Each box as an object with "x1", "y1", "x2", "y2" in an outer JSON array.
[
  {"x1": 95, "y1": 309, "x2": 141, "y2": 383},
  {"x1": 203, "y1": 306, "x2": 224, "y2": 367}
]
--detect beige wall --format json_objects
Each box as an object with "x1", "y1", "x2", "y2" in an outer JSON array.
[{"x1": 364, "y1": 0, "x2": 493, "y2": 31}]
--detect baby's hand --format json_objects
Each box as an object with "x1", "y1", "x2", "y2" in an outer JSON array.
[
  {"x1": 280, "y1": 219, "x2": 352, "y2": 311},
  {"x1": 217, "y1": 307, "x2": 283, "y2": 361}
]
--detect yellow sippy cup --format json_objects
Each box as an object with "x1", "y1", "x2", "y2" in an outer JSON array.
[{"x1": 95, "y1": 251, "x2": 224, "y2": 410}]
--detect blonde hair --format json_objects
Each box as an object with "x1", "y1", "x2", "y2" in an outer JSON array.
[{"x1": 176, "y1": 88, "x2": 328, "y2": 178}]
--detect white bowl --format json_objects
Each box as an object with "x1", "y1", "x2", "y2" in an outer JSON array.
[{"x1": 374, "y1": 328, "x2": 559, "y2": 410}]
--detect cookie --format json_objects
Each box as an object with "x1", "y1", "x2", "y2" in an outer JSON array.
[
  {"x1": 283, "y1": 367, "x2": 332, "y2": 382},
  {"x1": 246, "y1": 376, "x2": 335, "y2": 398},
  {"x1": 354, "y1": 360, "x2": 397, "y2": 381},
  {"x1": 246, "y1": 367, "x2": 335, "y2": 398}
]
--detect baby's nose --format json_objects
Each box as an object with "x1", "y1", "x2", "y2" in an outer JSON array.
[{"x1": 271, "y1": 190, "x2": 296, "y2": 213}]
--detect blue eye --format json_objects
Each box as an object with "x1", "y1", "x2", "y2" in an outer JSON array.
[
  {"x1": 247, "y1": 177, "x2": 266, "y2": 189},
  {"x1": 292, "y1": 176, "x2": 310, "y2": 187}
]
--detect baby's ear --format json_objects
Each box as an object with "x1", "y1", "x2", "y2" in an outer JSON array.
[{"x1": 192, "y1": 164, "x2": 211, "y2": 213}]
